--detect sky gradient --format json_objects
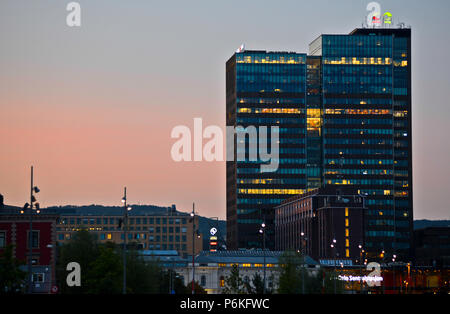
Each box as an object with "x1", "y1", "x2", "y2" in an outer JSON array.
[{"x1": 1, "y1": 0, "x2": 449, "y2": 220}]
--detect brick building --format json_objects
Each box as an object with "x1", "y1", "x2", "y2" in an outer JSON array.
[{"x1": 0, "y1": 210, "x2": 58, "y2": 293}]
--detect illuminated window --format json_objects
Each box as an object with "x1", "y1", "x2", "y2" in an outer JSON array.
[
  {"x1": 107, "y1": 233, "x2": 112, "y2": 240},
  {"x1": 242, "y1": 263, "x2": 251, "y2": 267},
  {"x1": 218, "y1": 263, "x2": 227, "y2": 267},
  {"x1": 220, "y1": 276, "x2": 225, "y2": 287},
  {"x1": 345, "y1": 208, "x2": 349, "y2": 217},
  {"x1": 345, "y1": 229, "x2": 349, "y2": 237},
  {"x1": 346, "y1": 239, "x2": 349, "y2": 247},
  {"x1": 346, "y1": 249, "x2": 350, "y2": 258},
  {"x1": 345, "y1": 219, "x2": 349, "y2": 227}
]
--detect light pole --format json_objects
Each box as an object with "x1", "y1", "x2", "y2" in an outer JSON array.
[
  {"x1": 381, "y1": 250, "x2": 386, "y2": 294},
  {"x1": 358, "y1": 245, "x2": 363, "y2": 294},
  {"x1": 331, "y1": 238, "x2": 337, "y2": 294},
  {"x1": 300, "y1": 232, "x2": 306, "y2": 294},
  {"x1": 259, "y1": 222, "x2": 266, "y2": 294},
  {"x1": 190, "y1": 203, "x2": 196, "y2": 294},
  {"x1": 121, "y1": 187, "x2": 132, "y2": 294},
  {"x1": 392, "y1": 254, "x2": 397, "y2": 294},
  {"x1": 25, "y1": 166, "x2": 40, "y2": 294}
]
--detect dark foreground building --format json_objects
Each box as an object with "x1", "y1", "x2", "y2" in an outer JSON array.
[
  {"x1": 275, "y1": 186, "x2": 365, "y2": 262},
  {"x1": 226, "y1": 27, "x2": 413, "y2": 260},
  {"x1": 414, "y1": 227, "x2": 450, "y2": 268}
]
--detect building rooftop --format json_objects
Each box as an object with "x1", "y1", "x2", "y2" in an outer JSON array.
[{"x1": 194, "y1": 250, "x2": 318, "y2": 266}]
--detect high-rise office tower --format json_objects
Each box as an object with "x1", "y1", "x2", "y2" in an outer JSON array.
[
  {"x1": 227, "y1": 28, "x2": 413, "y2": 259},
  {"x1": 226, "y1": 51, "x2": 308, "y2": 249},
  {"x1": 310, "y1": 28, "x2": 413, "y2": 259}
]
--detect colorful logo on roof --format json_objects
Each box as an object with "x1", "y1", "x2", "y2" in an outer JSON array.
[{"x1": 366, "y1": 2, "x2": 393, "y2": 27}]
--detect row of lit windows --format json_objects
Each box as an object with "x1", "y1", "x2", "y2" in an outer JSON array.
[
  {"x1": 59, "y1": 217, "x2": 188, "y2": 226},
  {"x1": 237, "y1": 107, "x2": 302, "y2": 114},
  {"x1": 325, "y1": 109, "x2": 391, "y2": 115},
  {"x1": 323, "y1": 57, "x2": 393, "y2": 65},
  {"x1": 324, "y1": 58, "x2": 408, "y2": 68},
  {"x1": 217, "y1": 263, "x2": 275, "y2": 268},
  {"x1": 236, "y1": 54, "x2": 305, "y2": 64},
  {"x1": 325, "y1": 179, "x2": 393, "y2": 186},
  {"x1": 238, "y1": 178, "x2": 306, "y2": 185},
  {"x1": 238, "y1": 189, "x2": 305, "y2": 195}
]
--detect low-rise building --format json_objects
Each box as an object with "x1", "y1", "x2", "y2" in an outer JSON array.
[
  {"x1": 175, "y1": 250, "x2": 319, "y2": 294},
  {"x1": 53, "y1": 205, "x2": 203, "y2": 258}
]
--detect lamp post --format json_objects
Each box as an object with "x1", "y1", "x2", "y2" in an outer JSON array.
[
  {"x1": 191, "y1": 203, "x2": 195, "y2": 294},
  {"x1": 26, "y1": 166, "x2": 40, "y2": 294},
  {"x1": 381, "y1": 250, "x2": 386, "y2": 294},
  {"x1": 122, "y1": 187, "x2": 132, "y2": 294},
  {"x1": 331, "y1": 238, "x2": 337, "y2": 294},
  {"x1": 300, "y1": 232, "x2": 306, "y2": 294},
  {"x1": 358, "y1": 245, "x2": 363, "y2": 294},
  {"x1": 259, "y1": 222, "x2": 266, "y2": 294},
  {"x1": 392, "y1": 254, "x2": 397, "y2": 294}
]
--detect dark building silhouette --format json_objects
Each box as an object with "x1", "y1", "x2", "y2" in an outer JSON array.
[
  {"x1": 414, "y1": 227, "x2": 450, "y2": 268},
  {"x1": 275, "y1": 186, "x2": 365, "y2": 262}
]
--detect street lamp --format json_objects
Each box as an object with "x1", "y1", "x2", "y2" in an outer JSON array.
[
  {"x1": 331, "y1": 238, "x2": 337, "y2": 294},
  {"x1": 392, "y1": 254, "x2": 397, "y2": 294},
  {"x1": 190, "y1": 203, "x2": 196, "y2": 295},
  {"x1": 259, "y1": 221, "x2": 266, "y2": 294},
  {"x1": 300, "y1": 232, "x2": 306, "y2": 294},
  {"x1": 25, "y1": 166, "x2": 40, "y2": 294},
  {"x1": 358, "y1": 245, "x2": 363, "y2": 293},
  {"x1": 121, "y1": 187, "x2": 132, "y2": 294}
]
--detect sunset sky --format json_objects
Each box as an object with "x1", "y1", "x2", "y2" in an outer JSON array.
[{"x1": 1, "y1": 0, "x2": 449, "y2": 220}]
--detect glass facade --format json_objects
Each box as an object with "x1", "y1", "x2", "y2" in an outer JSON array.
[
  {"x1": 227, "y1": 28, "x2": 412, "y2": 258},
  {"x1": 227, "y1": 51, "x2": 307, "y2": 249},
  {"x1": 314, "y1": 28, "x2": 412, "y2": 259}
]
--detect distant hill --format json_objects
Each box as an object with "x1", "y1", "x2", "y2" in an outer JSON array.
[{"x1": 414, "y1": 219, "x2": 450, "y2": 230}]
